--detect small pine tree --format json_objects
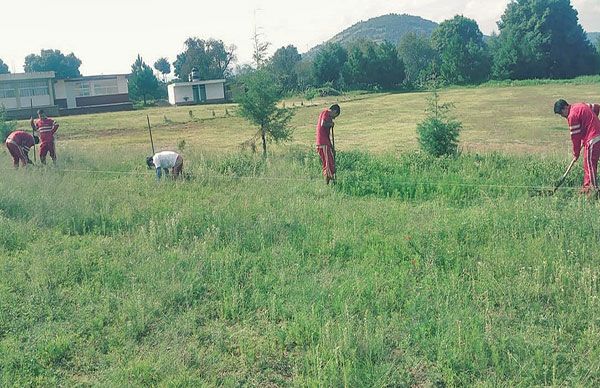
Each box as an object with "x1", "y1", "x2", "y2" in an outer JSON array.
[{"x1": 416, "y1": 80, "x2": 461, "y2": 157}]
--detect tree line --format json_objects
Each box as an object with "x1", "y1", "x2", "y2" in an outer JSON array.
[{"x1": 1, "y1": 0, "x2": 599, "y2": 103}]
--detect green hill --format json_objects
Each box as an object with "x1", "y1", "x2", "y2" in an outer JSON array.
[{"x1": 304, "y1": 13, "x2": 438, "y2": 58}]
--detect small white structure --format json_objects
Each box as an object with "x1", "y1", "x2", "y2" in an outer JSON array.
[{"x1": 168, "y1": 79, "x2": 226, "y2": 106}]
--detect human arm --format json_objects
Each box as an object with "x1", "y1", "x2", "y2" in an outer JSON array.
[
  {"x1": 51, "y1": 120, "x2": 59, "y2": 135},
  {"x1": 568, "y1": 115, "x2": 583, "y2": 159}
]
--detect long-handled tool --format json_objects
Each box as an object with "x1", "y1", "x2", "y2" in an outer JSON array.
[
  {"x1": 146, "y1": 115, "x2": 155, "y2": 155},
  {"x1": 331, "y1": 124, "x2": 336, "y2": 183},
  {"x1": 551, "y1": 157, "x2": 577, "y2": 195}
]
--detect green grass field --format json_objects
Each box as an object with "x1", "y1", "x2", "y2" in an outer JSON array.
[{"x1": 1, "y1": 80, "x2": 600, "y2": 386}]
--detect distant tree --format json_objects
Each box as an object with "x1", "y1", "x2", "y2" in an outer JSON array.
[
  {"x1": 129, "y1": 55, "x2": 160, "y2": 105},
  {"x1": 373, "y1": 41, "x2": 405, "y2": 89},
  {"x1": 492, "y1": 0, "x2": 599, "y2": 79},
  {"x1": 398, "y1": 32, "x2": 439, "y2": 87},
  {"x1": 153, "y1": 57, "x2": 171, "y2": 81},
  {"x1": 173, "y1": 38, "x2": 236, "y2": 81},
  {"x1": 0, "y1": 59, "x2": 9, "y2": 74},
  {"x1": 313, "y1": 43, "x2": 348, "y2": 87},
  {"x1": 252, "y1": 26, "x2": 271, "y2": 69},
  {"x1": 295, "y1": 59, "x2": 315, "y2": 90},
  {"x1": 268, "y1": 45, "x2": 302, "y2": 92},
  {"x1": 24, "y1": 49, "x2": 82, "y2": 79},
  {"x1": 237, "y1": 69, "x2": 295, "y2": 157},
  {"x1": 431, "y1": 15, "x2": 490, "y2": 84},
  {"x1": 343, "y1": 41, "x2": 404, "y2": 89}
]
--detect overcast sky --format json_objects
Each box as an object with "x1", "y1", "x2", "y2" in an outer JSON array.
[{"x1": 1, "y1": 0, "x2": 599, "y2": 75}]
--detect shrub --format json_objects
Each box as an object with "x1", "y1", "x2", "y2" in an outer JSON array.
[
  {"x1": 0, "y1": 106, "x2": 16, "y2": 141},
  {"x1": 416, "y1": 88, "x2": 461, "y2": 157}
]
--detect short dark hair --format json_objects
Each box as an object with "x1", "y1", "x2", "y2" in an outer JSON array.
[
  {"x1": 146, "y1": 156, "x2": 154, "y2": 168},
  {"x1": 37, "y1": 109, "x2": 45, "y2": 116},
  {"x1": 554, "y1": 99, "x2": 568, "y2": 114},
  {"x1": 330, "y1": 104, "x2": 340, "y2": 115}
]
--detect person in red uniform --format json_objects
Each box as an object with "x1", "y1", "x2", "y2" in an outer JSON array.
[
  {"x1": 4, "y1": 130, "x2": 39, "y2": 168},
  {"x1": 316, "y1": 104, "x2": 341, "y2": 184},
  {"x1": 587, "y1": 103, "x2": 600, "y2": 117},
  {"x1": 554, "y1": 99, "x2": 600, "y2": 193},
  {"x1": 30, "y1": 109, "x2": 59, "y2": 165}
]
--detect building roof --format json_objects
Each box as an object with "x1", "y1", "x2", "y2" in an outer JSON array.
[
  {"x1": 169, "y1": 79, "x2": 226, "y2": 88},
  {"x1": 0, "y1": 71, "x2": 55, "y2": 82},
  {"x1": 61, "y1": 74, "x2": 130, "y2": 82}
]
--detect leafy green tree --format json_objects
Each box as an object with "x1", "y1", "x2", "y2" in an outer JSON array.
[
  {"x1": 24, "y1": 49, "x2": 82, "y2": 79},
  {"x1": 129, "y1": 55, "x2": 160, "y2": 105},
  {"x1": 0, "y1": 59, "x2": 9, "y2": 74},
  {"x1": 343, "y1": 41, "x2": 404, "y2": 89},
  {"x1": 237, "y1": 69, "x2": 295, "y2": 157},
  {"x1": 312, "y1": 43, "x2": 348, "y2": 87},
  {"x1": 173, "y1": 38, "x2": 236, "y2": 81},
  {"x1": 268, "y1": 45, "x2": 302, "y2": 92},
  {"x1": 153, "y1": 57, "x2": 171, "y2": 81},
  {"x1": 431, "y1": 15, "x2": 490, "y2": 84},
  {"x1": 373, "y1": 41, "x2": 405, "y2": 89},
  {"x1": 398, "y1": 32, "x2": 439, "y2": 87},
  {"x1": 492, "y1": 0, "x2": 599, "y2": 79}
]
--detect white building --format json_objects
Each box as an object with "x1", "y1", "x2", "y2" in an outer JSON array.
[
  {"x1": 168, "y1": 79, "x2": 226, "y2": 106},
  {"x1": 0, "y1": 72, "x2": 58, "y2": 118},
  {"x1": 54, "y1": 74, "x2": 131, "y2": 114},
  {"x1": 0, "y1": 72, "x2": 132, "y2": 118}
]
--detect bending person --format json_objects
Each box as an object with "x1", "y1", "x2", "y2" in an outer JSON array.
[
  {"x1": 146, "y1": 151, "x2": 184, "y2": 179},
  {"x1": 5, "y1": 130, "x2": 39, "y2": 168}
]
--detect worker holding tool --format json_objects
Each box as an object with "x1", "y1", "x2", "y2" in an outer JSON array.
[
  {"x1": 146, "y1": 151, "x2": 184, "y2": 180},
  {"x1": 315, "y1": 104, "x2": 340, "y2": 185},
  {"x1": 30, "y1": 109, "x2": 59, "y2": 165},
  {"x1": 4, "y1": 130, "x2": 39, "y2": 168},
  {"x1": 554, "y1": 99, "x2": 600, "y2": 193}
]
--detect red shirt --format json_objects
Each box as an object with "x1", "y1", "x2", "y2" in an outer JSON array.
[
  {"x1": 33, "y1": 117, "x2": 58, "y2": 143},
  {"x1": 6, "y1": 131, "x2": 35, "y2": 150},
  {"x1": 568, "y1": 103, "x2": 600, "y2": 158},
  {"x1": 587, "y1": 103, "x2": 600, "y2": 117},
  {"x1": 316, "y1": 109, "x2": 333, "y2": 146}
]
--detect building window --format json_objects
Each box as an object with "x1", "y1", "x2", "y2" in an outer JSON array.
[
  {"x1": 0, "y1": 85, "x2": 16, "y2": 98},
  {"x1": 75, "y1": 82, "x2": 91, "y2": 97},
  {"x1": 19, "y1": 80, "x2": 49, "y2": 97},
  {"x1": 93, "y1": 79, "x2": 118, "y2": 95}
]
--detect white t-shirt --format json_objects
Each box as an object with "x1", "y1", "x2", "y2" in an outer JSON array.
[{"x1": 152, "y1": 151, "x2": 179, "y2": 169}]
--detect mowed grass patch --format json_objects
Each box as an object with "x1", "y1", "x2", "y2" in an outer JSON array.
[
  {"x1": 1, "y1": 144, "x2": 600, "y2": 385},
  {"x1": 9, "y1": 79, "x2": 598, "y2": 155}
]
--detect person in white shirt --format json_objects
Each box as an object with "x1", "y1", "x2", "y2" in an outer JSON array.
[{"x1": 146, "y1": 151, "x2": 184, "y2": 179}]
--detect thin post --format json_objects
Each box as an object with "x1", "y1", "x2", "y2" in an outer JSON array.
[
  {"x1": 30, "y1": 99, "x2": 36, "y2": 163},
  {"x1": 147, "y1": 115, "x2": 155, "y2": 155}
]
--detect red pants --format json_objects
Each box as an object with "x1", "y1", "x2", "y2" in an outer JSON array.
[
  {"x1": 40, "y1": 142, "x2": 56, "y2": 163},
  {"x1": 317, "y1": 145, "x2": 335, "y2": 179},
  {"x1": 5, "y1": 141, "x2": 29, "y2": 168},
  {"x1": 583, "y1": 136, "x2": 600, "y2": 189},
  {"x1": 172, "y1": 156, "x2": 183, "y2": 177}
]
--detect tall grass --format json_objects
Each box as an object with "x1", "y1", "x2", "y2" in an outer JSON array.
[{"x1": 1, "y1": 147, "x2": 599, "y2": 386}]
